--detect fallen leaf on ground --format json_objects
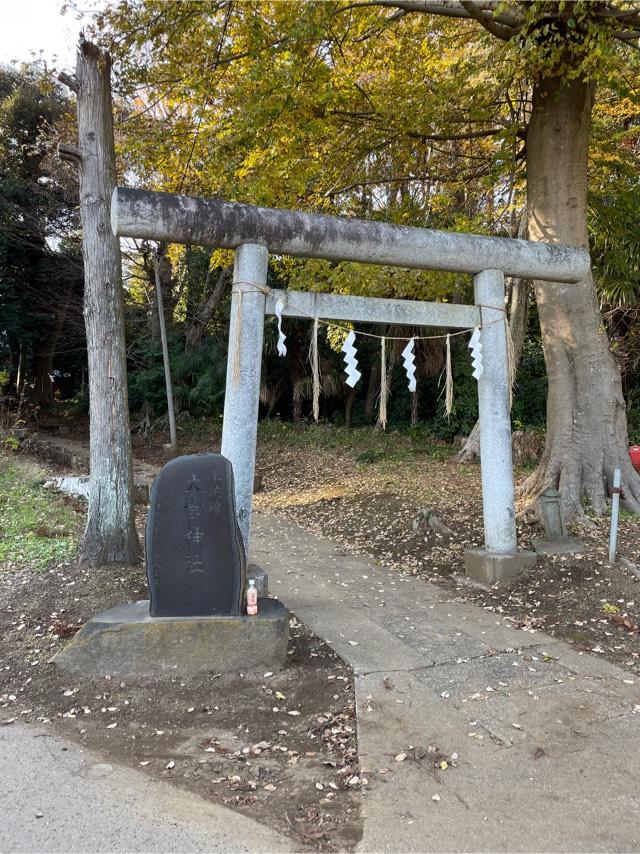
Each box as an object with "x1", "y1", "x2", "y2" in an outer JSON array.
[{"x1": 611, "y1": 614, "x2": 640, "y2": 633}]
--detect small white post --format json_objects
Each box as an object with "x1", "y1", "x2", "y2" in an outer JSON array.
[
  {"x1": 220, "y1": 243, "x2": 268, "y2": 553},
  {"x1": 153, "y1": 249, "x2": 177, "y2": 449},
  {"x1": 474, "y1": 269, "x2": 518, "y2": 554},
  {"x1": 609, "y1": 466, "x2": 622, "y2": 564}
]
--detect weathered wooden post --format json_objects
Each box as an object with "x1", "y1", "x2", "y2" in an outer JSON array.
[{"x1": 59, "y1": 41, "x2": 140, "y2": 565}]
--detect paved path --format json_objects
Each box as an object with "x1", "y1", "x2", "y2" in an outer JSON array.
[
  {"x1": 1, "y1": 724, "x2": 293, "y2": 853},
  {"x1": 252, "y1": 512, "x2": 640, "y2": 853}
]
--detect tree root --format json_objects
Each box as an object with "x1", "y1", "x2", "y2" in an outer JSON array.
[
  {"x1": 457, "y1": 421, "x2": 480, "y2": 462},
  {"x1": 517, "y1": 444, "x2": 640, "y2": 520}
]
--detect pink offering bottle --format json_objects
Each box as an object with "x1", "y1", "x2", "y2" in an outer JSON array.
[{"x1": 246, "y1": 579, "x2": 258, "y2": 616}]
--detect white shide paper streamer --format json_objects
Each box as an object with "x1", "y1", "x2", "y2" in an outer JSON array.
[
  {"x1": 468, "y1": 327, "x2": 483, "y2": 380},
  {"x1": 341, "y1": 330, "x2": 361, "y2": 388},
  {"x1": 275, "y1": 299, "x2": 287, "y2": 357},
  {"x1": 402, "y1": 337, "x2": 417, "y2": 392}
]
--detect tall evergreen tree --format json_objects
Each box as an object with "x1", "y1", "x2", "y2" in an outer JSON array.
[{"x1": 0, "y1": 65, "x2": 81, "y2": 403}]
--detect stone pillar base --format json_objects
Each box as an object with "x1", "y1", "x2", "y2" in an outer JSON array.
[{"x1": 463, "y1": 548, "x2": 537, "y2": 588}]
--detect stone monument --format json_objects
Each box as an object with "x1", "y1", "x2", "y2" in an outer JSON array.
[
  {"x1": 54, "y1": 453, "x2": 288, "y2": 676},
  {"x1": 146, "y1": 454, "x2": 246, "y2": 616},
  {"x1": 532, "y1": 487, "x2": 584, "y2": 555}
]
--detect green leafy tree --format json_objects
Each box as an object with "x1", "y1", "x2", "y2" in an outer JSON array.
[
  {"x1": 96, "y1": 0, "x2": 640, "y2": 515},
  {"x1": 0, "y1": 65, "x2": 81, "y2": 404}
]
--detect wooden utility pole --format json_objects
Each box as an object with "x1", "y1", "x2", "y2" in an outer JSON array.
[{"x1": 59, "y1": 40, "x2": 140, "y2": 565}]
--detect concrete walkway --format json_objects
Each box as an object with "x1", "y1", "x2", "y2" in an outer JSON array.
[
  {"x1": 1, "y1": 725, "x2": 293, "y2": 853},
  {"x1": 252, "y1": 512, "x2": 640, "y2": 853}
]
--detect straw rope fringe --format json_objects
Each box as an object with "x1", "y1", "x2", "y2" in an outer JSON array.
[
  {"x1": 232, "y1": 288, "x2": 243, "y2": 387},
  {"x1": 378, "y1": 337, "x2": 388, "y2": 430},
  {"x1": 505, "y1": 317, "x2": 515, "y2": 409},
  {"x1": 310, "y1": 317, "x2": 321, "y2": 422}
]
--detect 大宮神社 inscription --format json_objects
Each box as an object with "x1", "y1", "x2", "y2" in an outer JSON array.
[{"x1": 146, "y1": 453, "x2": 246, "y2": 616}]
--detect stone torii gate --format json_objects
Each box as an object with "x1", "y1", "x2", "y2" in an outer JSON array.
[{"x1": 111, "y1": 187, "x2": 589, "y2": 585}]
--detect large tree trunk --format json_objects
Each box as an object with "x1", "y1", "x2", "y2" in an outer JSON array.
[
  {"x1": 72, "y1": 41, "x2": 141, "y2": 564},
  {"x1": 521, "y1": 77, "x2": 640, "y2": 516}
]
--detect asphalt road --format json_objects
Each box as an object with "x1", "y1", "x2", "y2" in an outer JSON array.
[{"x1": 1, "y1": 725, "x2": 292, "y2": 853}]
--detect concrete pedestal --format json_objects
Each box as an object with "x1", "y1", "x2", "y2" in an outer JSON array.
[
  {"x1": 464, "y1": 548, "x2": 537, "y2": 588},
  {"x1": 53, "y1": 599, "x2": 289, "y2": 677}
]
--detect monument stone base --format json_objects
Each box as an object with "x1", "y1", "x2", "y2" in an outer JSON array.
[
  {"x1": 464, "y1": 548, "x2": 537, "y2": 588},
  {"x1": 533, "y1": 536, "x2": 584, "y2": 555},
  {"x1": 53, "y1": 598, "x2": 289, "y2": 677}
]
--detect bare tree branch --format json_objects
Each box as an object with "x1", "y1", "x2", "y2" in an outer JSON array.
[
  {"x1": 57, "y1": 142, "x2": 82, "y2": 165},
  {"x1": 58, "y1": 71, "x2": 79, "y2": 93},
  {"x1": 405, "y1": 126, "x2": 504, "y2": 141},
  {"x1": 338, "y1": 0, "x2": 472, "y2": 18},
  {"x1": 459, "y1": 0, "x2": 517, "y2": 39},
  {"x1": 340, "y1": 0, "x2": 525, "y2": 36}
]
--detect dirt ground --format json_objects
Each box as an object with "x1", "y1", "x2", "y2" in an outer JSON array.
[
  {"x1": 3, "y1": 419, "x2": 640, "y2": 850},
  {"x1": 256, "y1": 432, "x2": 640, "y2": 676},
  {"x1": 158, "y1": 422, "x2": 640, "y2": 678},
  {"x1": 47, "y1": 419, "x2": 640, "y2": 676},
  {"x1": 0, "y1": 483, "x2": 361, "y2": 851}
]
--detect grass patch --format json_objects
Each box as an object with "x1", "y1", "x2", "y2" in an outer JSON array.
[
  {"x1": 257, "y1": 420, "x2": 456, "y2": 463},
  {"x1": 0, "y1": 453, "x2": 81, "y2": 571}
]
